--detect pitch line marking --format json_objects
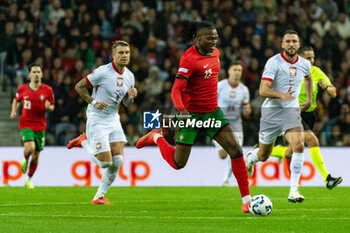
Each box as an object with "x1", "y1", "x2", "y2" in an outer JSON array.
[{"x1": 0, "y1": 213, "x2": 348, "y2": 221}]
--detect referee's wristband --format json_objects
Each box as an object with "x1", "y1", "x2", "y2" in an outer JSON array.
[{"x1": 90, "y1": 99, "x2": 97, "y2": 106}]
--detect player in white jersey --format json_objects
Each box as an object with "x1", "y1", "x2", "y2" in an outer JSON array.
[
  {"x1": 67, "y1": 40, "x2": 137, "y2": 205},
  {"x1": 246, "y1": 30, "x2": 313, "y2": 202},
  {"x1": 214, "y1": 61, "x2": 251, "y2": 186}
]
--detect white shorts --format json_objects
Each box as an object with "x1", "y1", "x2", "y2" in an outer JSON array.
[
  {"x1": 86, "y1": 113, "x2": 127, "y2": 154},
  {"x1": 259, "y1": 107, "x2": 303, "y2": 145}
]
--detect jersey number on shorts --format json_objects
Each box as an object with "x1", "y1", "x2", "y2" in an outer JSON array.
[{"x1": 24, "y1": 100, "x2": 31, "y2": 110}]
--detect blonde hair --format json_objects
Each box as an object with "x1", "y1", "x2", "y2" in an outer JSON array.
[{"x1": 112, "y1": 40, "x2": 129, "y2": 51}]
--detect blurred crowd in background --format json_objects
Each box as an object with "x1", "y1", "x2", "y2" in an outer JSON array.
[{"x1": 1, "y1": 0, "x2": 350, "y2": 146}]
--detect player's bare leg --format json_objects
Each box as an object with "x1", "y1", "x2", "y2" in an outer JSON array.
[
  {"x1": 284, "y1": 127, "x2": 305, "y2": 202},
  {"x1": 22, "y1": 141, "x2": 35, "y2": 173},
  {"x1": 22, "y1": 141, "x2": 36, "y2": 188},
  {"x1": 25, "y1": 150, "x2": 39, "y2": 189},
  {"x1": 214, "y1": 125, "x2": 251, "y2": 213},
  {"x1": 92, "y1": 142, "x2": 124, "y2": 205}
]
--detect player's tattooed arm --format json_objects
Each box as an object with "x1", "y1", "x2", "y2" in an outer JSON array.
[
  {"x1": 75, "y1": 78, "x2": 108, "y2": 110},
  {"x1": 75, "y1": 78, "x2": 94, "y2": 104}
]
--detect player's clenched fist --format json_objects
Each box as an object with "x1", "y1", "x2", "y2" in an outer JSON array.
[
  {"x1": 128, "y1": 86, "x2": 137, "y2": 100},
  {"x1": 10, "y1": 111, "x2": 16, "y2": 119}
]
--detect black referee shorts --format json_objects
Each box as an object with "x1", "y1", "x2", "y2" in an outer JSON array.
[{"x1": 301, "y1": 111, "x2": 315, "y2": 131}]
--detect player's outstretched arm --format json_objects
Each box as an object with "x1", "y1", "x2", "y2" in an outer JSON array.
[{"x1": 9, "y1": 98, "x2": 19, "y2": 119}]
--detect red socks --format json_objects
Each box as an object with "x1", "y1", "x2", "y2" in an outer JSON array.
[
  {"x1": 28, "y1": 160, "x2": 38, "y2": 177},
  {"x1": 231, "y1": 156, "x2": 250, "y2": 198},
  {"x1": 156, "y1": 137, "x2": 179, "y2": 170}
]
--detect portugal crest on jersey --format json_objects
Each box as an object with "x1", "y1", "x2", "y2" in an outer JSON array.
[
  {"x1": 289, "y1": 67, "x2": 297, "y2": 77},
  {"x1": 117, "y1": 77, "x2": 123, "y2": 87},
  {"x1": 40, "y1": 94, "x2": 45, "y2": 102}
]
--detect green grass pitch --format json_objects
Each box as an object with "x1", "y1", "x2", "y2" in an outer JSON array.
[{"x1": 0, "y1": 186, "x2": 349, "y2": 233}]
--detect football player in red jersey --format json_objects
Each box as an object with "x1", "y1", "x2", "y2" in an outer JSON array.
[
  {"x1": 136, "y1": 21, "x2": 251, "y2": 213},
  {"x1": 10, "y1": 63, "x2": 55, "y2": 188}
]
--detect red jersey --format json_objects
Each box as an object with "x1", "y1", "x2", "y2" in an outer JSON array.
[
  {"x1": 15, "y1": 83, "x2": 55, "y2": 131},
  {"x1": 175, "y1": 45, "x2": 220, "y2": 113}
]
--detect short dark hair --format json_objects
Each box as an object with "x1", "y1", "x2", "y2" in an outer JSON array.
[
  {"x1": 181, "y1": 21, "x2": 216, "y2": 42},
  {"x1": 230, "y1": 60, "x2": 243, "y2": 67},
  {"x1": 282, "y1": 29, "x2": 299, "y2": 39},
  {"x1": 298, "y1": 45, "x2": 314, "y2": 55},
  {"x1": 112, "y1": 40, "x2": 129, "y2": 51},
  {"x1": 28, "y1": 63, "x2": 43, "y2": 73}
]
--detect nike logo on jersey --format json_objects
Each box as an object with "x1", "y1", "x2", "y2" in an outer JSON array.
[{"x1": 203, "y1": 64, "x2": 208, "y2": 68}]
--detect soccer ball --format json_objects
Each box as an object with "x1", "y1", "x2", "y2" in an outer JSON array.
[{"x1": 248, "y1": 194, "x2": 273, "y2": 216}]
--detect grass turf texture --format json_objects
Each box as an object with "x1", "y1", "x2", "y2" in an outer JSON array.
[{"x1": 0, "y1": 187, "x2": 349, "y2": 233}]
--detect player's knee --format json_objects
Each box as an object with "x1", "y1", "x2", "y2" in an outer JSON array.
[
  {"x1": 292, "y1": 142, "x2": 304, "y2": 153},
  {"x1": 174, "y1": 159, "x2": 186, "y2": 170},
  {"x1": 218, "y1": 150, "x2": 227, "y2": 159},
  {"x1": 25, "y1": 147, "x2": 35, "y2": 155},
  {"x1": 100, "y1": 161, "x2": 113, "y2": 168},
  {"x1": 228, "y1": 146, "x2": 243, "y2": 158}
]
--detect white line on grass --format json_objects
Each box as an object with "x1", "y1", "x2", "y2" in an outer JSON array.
[
  {"x1": 0, "y1": 202, "x2": 88, "y2": 207},
  {"x1": 0, "y1": 213, "x2": 348, "y2": 221}
]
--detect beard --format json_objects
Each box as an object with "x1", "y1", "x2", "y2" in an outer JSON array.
[{"x1": 284, "y1": 49, "x2": 297, "y2": 57}]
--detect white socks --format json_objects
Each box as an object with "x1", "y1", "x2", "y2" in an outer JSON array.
[
  {"x1": 242, "y1": 195, "x2": 251, "y2": 204},
  {"x1": 153, "y1": 133, "x2": 163, "y2": 144},
  {"x1": 94, "y1": 155, "x2": 123, "y2": 200},
  {"x1": 247, "y1": 148, "x2": 259, "y2": 165},
  {"x1": 290, "y1": 152, "x2": 304, "y2": 192}
]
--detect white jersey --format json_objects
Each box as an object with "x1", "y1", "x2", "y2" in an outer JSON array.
[
  {"x1": 218, "y1": 79, "x2": 250, "y2": 123},
  {"x1": 261, "y1": 52, "x2": 311, "y2": 109},
  {"x1": 85, "y1": 62, "x2": 135, "y2": 117},
  {"x1": 84, "y1": 62, "x2": 134, "y2": 153}
]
